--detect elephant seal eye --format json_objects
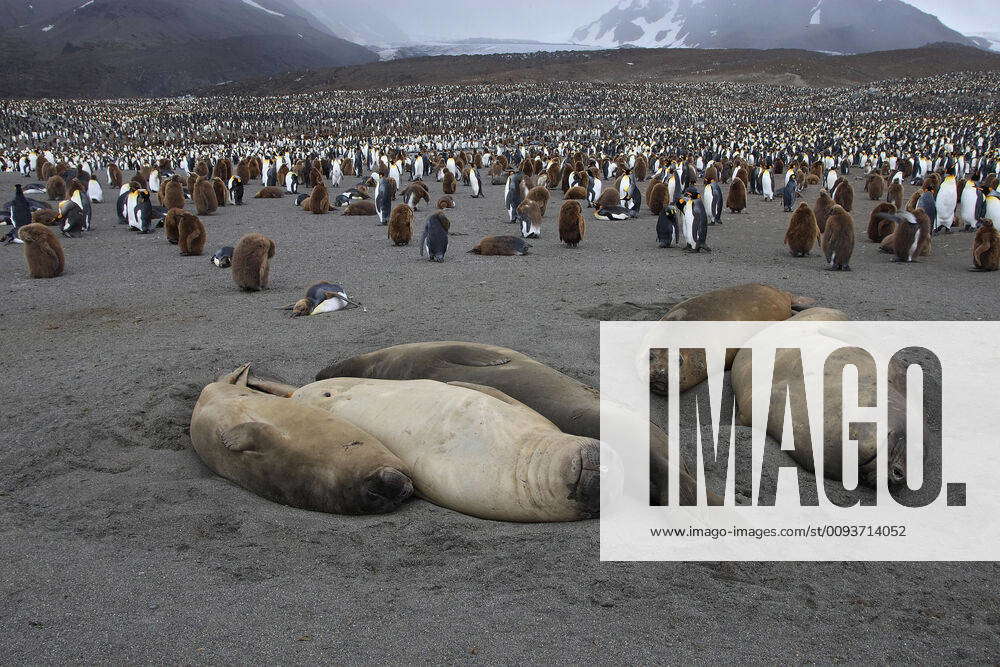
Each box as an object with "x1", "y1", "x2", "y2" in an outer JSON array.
[{"x1": 322, "y1": 392, "x2": 331, "y2": 398}]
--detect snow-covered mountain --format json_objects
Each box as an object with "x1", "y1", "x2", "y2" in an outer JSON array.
[
  {"x1": 571, "y1": 0, "x2": 982, "y2": 54},
  {"x1": 290, "y1": 0, "x2": 409, "y2": 46}
]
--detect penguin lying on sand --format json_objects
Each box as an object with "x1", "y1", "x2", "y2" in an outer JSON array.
[{"x1": 278, "y1": 282, "x2": 364, "y2": 317}]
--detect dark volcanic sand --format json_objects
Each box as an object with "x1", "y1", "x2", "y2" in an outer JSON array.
[{"x1": 1, "y1": 170, "x2": 997, "y2": 663}]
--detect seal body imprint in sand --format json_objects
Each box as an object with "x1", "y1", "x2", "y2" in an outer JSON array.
[
  {"x1": 290, "y1": 378, "x2": 601, "y2": 522},
  {"x1": 190, "y1": 366, "x2": 414, "y2": 515}
]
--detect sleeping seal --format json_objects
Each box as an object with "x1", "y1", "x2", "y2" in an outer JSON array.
[
  {"x1": 189, "y1": 365, "x2": 413, "y2": 515},
  {"x1": 649, "y1": 283, "x2": 815, "y2": 394},
  {"x1": 289, "y1": 377, "x2": 600, "y2": 522},
  {"x1": 315, "y1": 341, "x2": 713, "y2": 506},
  {"x1": 729, "y1": 308, "x2": 915, "y2": 488}
]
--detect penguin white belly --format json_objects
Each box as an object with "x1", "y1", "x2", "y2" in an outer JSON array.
[
  {"x1": 681, "y1": 208, "x2": 694, "y2": 246},
  {"x1": 960, "y1": 190, "x2": 979, "y2": 226},
  {"x1": 88, "y1": 180, "x2": 103, "y2": 202},
  {"x1": 703, "y1": 188, "x2": 714, "y2": 219},
  {"x1": 935, "y1": 183, "x2": 957, "y2": 227},
  {"x1": 311, "y1": 296, "x2": 348, "y2": 315},
  {"x1": 985, "y1": 197, "x2": 1000, "y2": 224},
  {"x1": 762, "y1": 173, "x2": 773, "y2": 199},
  {"x1": 825, "y1": 171, "x2": 837, "y2": 191}
]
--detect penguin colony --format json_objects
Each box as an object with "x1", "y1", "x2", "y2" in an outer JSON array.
[{"x1": 3, "y1": 72, "x2": 1000, "y2": 284}]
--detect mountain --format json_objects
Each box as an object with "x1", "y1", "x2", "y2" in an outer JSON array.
[
  {"x1": 571, "y1": 0, "x2": 981, "y2": 54},
  {"x1": 0, "y1": 0, "x2": 378, "y2": 98},
  {"x1": 200, "y1": 43, "x2": 1000, "y2": 96},
  {"x1": 289, "y1": 0, "x2": 409, "y2": 46}
]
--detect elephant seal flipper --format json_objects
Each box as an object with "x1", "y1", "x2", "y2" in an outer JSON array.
[{"x1": 442, "y1": 345, "x2": 513, "y2": 367}]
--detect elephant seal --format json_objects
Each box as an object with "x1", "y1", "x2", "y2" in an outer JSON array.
[
  {"x1": 190, "y1": 365, "x2": 413, "y2": 515},
  {"x1": 730, "y1": 308, "x2": 912, "y2": 487},
  {"x1": 650, "y1": 283, "x2": 815, "y2": 394},
  {"x1": 315, "y1": 341, "x2": 713, "y2": 506},
  {"x1": 290, "y1": 377, "x2": 600, "y2": 522}
]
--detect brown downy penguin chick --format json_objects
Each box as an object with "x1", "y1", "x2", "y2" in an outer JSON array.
[
  {"x1": 31, "y1": 209, "x2": 60, "y2": 226},
  {"x1": 163, "y1": 207, "x2": 186, "y2": 244},
  {"x1": 648, "y1": 182, "x2": 668, "y2": 215},
  {"x1": 868, "y1": 173, "x2": 886, "y2": 200},
  {"x1": 107, "y1": 163, "x2": 123, "y2": 187},
  {"x1": 212, "y1": 177, "x2": 229, "y2": 207},
  {"x1": 814, "y1": 190, "x2": 835, "y2": 233},
  {"x1": 831, "y1": 177, "x2": 854, "y2": 212},
  {"x1": 822, "y1": 205, "x2": 855, "y2": 271},
  {"x1": 558, "y1": 200, "x2": 585, "y2": 248},
  {"x1": 160, "y1": 176, "x2": 185, "y2": 209},
  {"x1": 254, "y1": 186, "x2": 284, "y2": 199},
  {"x1": 784, "y1": 202, "x2": 820, "y2": 257},
  {"x1": 516, "y1": 200, "x2": 543, "y2": 238},
  {"x1": 436, "y1": 196, "x2": 455, "y2": 209},
  {"x1": 726, "y1": 178, "x2": 747, "y2": 213},
  {"x1": 343, "y1": 200, "x2": 376, "y2": 216},
  {"x1": 886, "y1": 181, "x2": 903, "y2": 210},
  {"x1": 18, "y1": 223, "x2": 65, "y2": 278},
  {"x1": 45, "y1": 175, "x2": 66, "y2": 201},
  {"x1": 867, "y1": 203, "x2": 897, "y2": 242},
  {"x1": 469, "y1": 235, "x2": 531, "y2": 256},
  {"x1": 633, "y1": 156, "x2": 648, "y2": 182},
  {"x1": 177, "y1": 212, "x2": 206, "y2": 256},
  {"x1": 442, "y1": 170, "x2": 457, "y2": 195},
  {"x1": 545, "y1": 161, "x2": 560, "y2": 188},
  {"x1": 236, "y1": 160, "x2": 251, "y2": 184},
  {"x1": 564, "y1": 185, "x2": 587, "y2": 200},
  {"x1": 645, "y1": 174, "x2": 664, "y2": 203},
  {"x1": 906, "y1": 190, "x2": 921, "y2": 211},
  {"x1": 304, "y1": 182, "x2": 331, "y2": 214},
  {"x1": 388, "y1": 204, "x2": 413, "y2": 246},
  {"x1": 232, "y1": 233, "x2": 275, "y2": 291},
  {"x1": 880, "y1": 209, "x2": 931, "y2": 261},
  {"x1": 525, "y1": 186, "x2": 550, "y2": 217},
  {"x1": 597, "y1": 187, "x2": 620, "y2": 209},
  {"x1": 971, "y1": 220, "x2": 999, "y2": 271},
  {"x1": 194, "y1": 177, "x2": 218, "y2": 215}
]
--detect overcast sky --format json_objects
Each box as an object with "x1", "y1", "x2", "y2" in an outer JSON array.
[{"x1": 370, "y1": 0, "x2": 993, "y2": 42}]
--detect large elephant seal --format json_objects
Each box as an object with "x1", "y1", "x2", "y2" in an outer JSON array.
[
  {"x1": 730, "y1": 308, "x2": 912, "y2": 487},
  {"x1": 290, "y1": 377, "x2": 600, "y2": 522},
  {"x1": 315, "y1": 341, "x2": 714, "y2": 506},
  {"x1": 190, "y1": 365, "x2": 413, "y2": 515},
  {"x1": 650, "y1": 283, "x2": 815, "y2": 394}
]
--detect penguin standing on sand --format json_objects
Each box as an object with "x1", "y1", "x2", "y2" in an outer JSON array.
[
  {"x1": 656, "y1": 205, "x2": 680, "y2": 248},
  {"x1": 420, "y1": 212, "x2": 450, "y2": 262},
  {"x1": 58, "y1": 199, "x2": 86, "y2": 238},
  {"x1": 87, "y1": 177, "x2": 103, "y2": 203},
  {"x1": 959, "y1": 179, "x2": 983, "y2": 230},
  {"x1": 586, "y1": 173, "x2": 603, "y2": 208},
  {"x1": 228, "y1": 176, "x2": 244, "y2": 205},
  {"x1": 761, "y1": 168, "x2": 774, "y2": 201},
  {"x1": 780, "y1": 176, "x2": 798, "y2": 212},
  {"x1": 469, "y1": 167, "x2": 483, "y2": 198},
  {"x1": 505, "y1": 172, "x2": 525, "y2": 223},
  {"x1": 704, "y1": 179, "x2": 723, "y2": 224},
  {"x1": 934, "y1": 172, "x2": 958, "y2": 233},
  {"x1": 3, "y1": 184, "x2": 31, "y2": 244},
  {"x1": 285, "y1": 170, "x2": 299, "y2": 194},
  {"x1": 678, "y1": 194, "x2": 710, "y2": 252},
  {"x1": 375, "y1": 177, "x2": 392, "y2": 225}
]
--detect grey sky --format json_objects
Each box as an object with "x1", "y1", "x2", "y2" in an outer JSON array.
[{"x1": 369, "y1": 0, "x2": 991, "y2": 42}]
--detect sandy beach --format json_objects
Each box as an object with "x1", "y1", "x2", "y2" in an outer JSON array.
[{"x1": 1, "y1": 169, "x2": 997, "y2": 663}]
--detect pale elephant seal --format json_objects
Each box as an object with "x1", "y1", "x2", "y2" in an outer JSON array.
[
  {"x1": 190, "y1": 365, "x2": 413, "y2": 515},
  {"x1": 315, "y1": 341, "x2": 715, "y2": 506},
  {"x1": 650, "y1": 283, "x2": 816, "y2": 394},
  {"x1": 730, "y1": 308, "x2": 913, "y2": 487},
  {"x1": 290, "y1": 377, "x2": 600, "y2": 522}
]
